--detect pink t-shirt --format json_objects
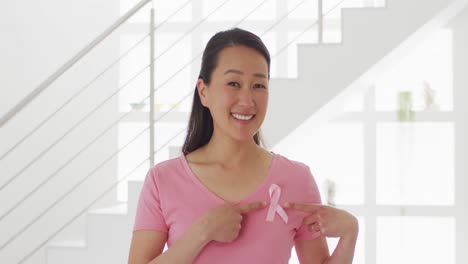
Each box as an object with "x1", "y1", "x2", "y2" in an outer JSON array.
[{"x1": 134, "y1": 152, "x2": 322, "y2": 263}]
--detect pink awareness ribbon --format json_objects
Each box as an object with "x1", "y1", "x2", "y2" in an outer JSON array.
[{"x1": 266, "y1": 184, "x2": 288, "y2": 223}]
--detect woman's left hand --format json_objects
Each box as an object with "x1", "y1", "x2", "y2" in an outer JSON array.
[{"x1": 284, "y1": 202, "x2": 358, "y2": 240}]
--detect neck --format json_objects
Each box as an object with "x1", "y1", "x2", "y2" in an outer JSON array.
[{"x1": 199, "y1": 131, "x2": 264, "y2": 169}]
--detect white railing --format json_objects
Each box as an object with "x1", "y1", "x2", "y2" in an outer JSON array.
[{"x1": 0, "y1": 0, "x2": 152, "y2": 129}]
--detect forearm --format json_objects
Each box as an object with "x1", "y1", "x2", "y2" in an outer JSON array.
[
  {"x1": 323, "y1": 231, "x2": 358, "y2": 264},
  {"x1": 149, "y1": 222, "x2": 210, "y2": 264}
]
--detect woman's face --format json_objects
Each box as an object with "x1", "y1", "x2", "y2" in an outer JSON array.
[{"x1": 197, "y1": 45, "x2": 269, "y2": 143}]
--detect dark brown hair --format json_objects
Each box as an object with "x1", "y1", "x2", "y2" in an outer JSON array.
[{"x1": 182, "y1": 28, "x2": 271, "y2": 154}]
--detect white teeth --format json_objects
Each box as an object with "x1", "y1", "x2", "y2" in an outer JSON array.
[{"x1": 232, "y1": 113, "x2": 254, "y2": 121}]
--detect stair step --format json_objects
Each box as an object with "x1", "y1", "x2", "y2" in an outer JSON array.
[{"x1": 89, "y1": 203, "x2": 127, "y2": 215}]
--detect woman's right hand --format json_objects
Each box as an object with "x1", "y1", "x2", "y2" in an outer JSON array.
[{"x1": 198, "y1": 201, "x2": 266, "y2": 243}]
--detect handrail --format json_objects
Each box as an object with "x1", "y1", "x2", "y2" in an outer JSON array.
[
  {"x1": 0, "y1": 0, "x2": 193, "y2": 162},
  {"x1": 0, "y1": 65, "x2": 150, "y2": 222},
  {"x1": 0, "y1": 0, "x2": 152, "y2": 129},
  {"x1": 0, "y1": 0, "x2": 230, "y2": 192},
  {"x1": 0, "y1": 87, "x2": 194, "y2": 249},
  {"x1": 0, "y1": 36, "x2": 149, "y2": 163},
  {"x1": 8, "y1": 91, "x2": 193, "y2": 254},
  {"x1": 19, "y1": 125, "x2": 186, "y2": 263},
  {"x1": 0, "y1": 0, "x2": 273, "y2": 248}
]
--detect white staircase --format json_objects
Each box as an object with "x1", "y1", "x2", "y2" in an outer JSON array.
[
  {"x1": 45, "y1": 0, "x2": 467, "y2": 263},
  {"x1": 47, "y1": 182, "x2": 142, "y2": 264},
  {"x1": 263, "y1": 0, "x2": 464, "y2": 145},
  {"x1": 46, "y1": 147, "x2": 182, "y2": 263}
]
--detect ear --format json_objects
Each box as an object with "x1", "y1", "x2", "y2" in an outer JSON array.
[{"x1": 197, "y1": 79, "x2": 209, "y2": 107}]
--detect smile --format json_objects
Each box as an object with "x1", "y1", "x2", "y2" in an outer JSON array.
[{"x1": 231, "y1": 113, "x2": 255, "y2": 121}]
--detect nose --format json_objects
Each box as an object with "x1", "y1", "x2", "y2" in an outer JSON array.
[{"x1": 237, "y1": 88, "x2": 255, "y2": 107}]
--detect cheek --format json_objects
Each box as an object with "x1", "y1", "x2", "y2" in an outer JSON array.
[
  {"x1": 256, "y1": 93, "x2": 269, "y2": 109},
  {"x1": 217, "y1": 90, "x2": 236, "y2": 107},
  {"x1": 210, "y1": 90, "x2": 234, "y2": 113}
]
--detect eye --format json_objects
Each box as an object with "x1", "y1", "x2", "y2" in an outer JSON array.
[
  {"x1": 228, "y1": 82, "x2": 240, "y2": 88},
  {"x1": 254, "y1": 83, "x2": 266, "y2": 89}
]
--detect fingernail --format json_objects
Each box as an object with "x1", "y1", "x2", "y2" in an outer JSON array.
[
  {"x1": 284, "y1": 202, "x2": 290, "y2": 207},
  {"x1": 262, "y1": 201, "x2": 267, "y2": 206}
]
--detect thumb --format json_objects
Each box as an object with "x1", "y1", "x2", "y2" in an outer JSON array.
[{"x1": 236, "y1": 201, "x2": 267, "y2": 214}]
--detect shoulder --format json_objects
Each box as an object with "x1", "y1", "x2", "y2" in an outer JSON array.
[
  {"x1": 273, "y1": 153, "x2": 312, "y2": 176},
  {"x1": 145, "y1": 155, "x2": 186, "y2": 183},
  {"x1": 152, "y1": 156, "x2": 183, "y2": 172},
  {"x1": 140, "y1": 155, "x2": 191, "y2": 202},
  {"x1": 273, "y1": 153, "x2": 322, "y2": 203},
  {"x1": 273, "y1": 153, "x2": 318, "y2": 187}
]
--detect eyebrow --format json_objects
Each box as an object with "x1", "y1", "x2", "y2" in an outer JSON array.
[{"x1": 224, "y1": 69, "x2": 267, "y2": 79}]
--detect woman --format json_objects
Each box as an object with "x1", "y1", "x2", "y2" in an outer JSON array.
[{"x1": 128, "y1": 28, "x2": 358, "y2": 264}]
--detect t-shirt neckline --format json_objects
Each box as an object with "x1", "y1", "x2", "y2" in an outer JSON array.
[{"x1": 180, "y1": 151, "x2": 277, "y2": 205}]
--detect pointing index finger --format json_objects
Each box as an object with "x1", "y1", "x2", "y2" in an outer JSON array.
[
  {"x1": 237, "y1": 201, "x2": 267, "y2": 214},
  {"x1": 284, "y1": 202, "x2": 322, "y2": 213}
]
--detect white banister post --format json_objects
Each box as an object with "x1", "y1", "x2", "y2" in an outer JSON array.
[{"x1": 149, "y1": 6, "x2": 155, "y2": 166}]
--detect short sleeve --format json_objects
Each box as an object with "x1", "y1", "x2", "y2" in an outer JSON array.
[
  {"x1": 133, "y1": 168, "x2": 168, "y2": 232},
  {"x1": 294, "y1": 165, "x2": 322, "y2": 241}
]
